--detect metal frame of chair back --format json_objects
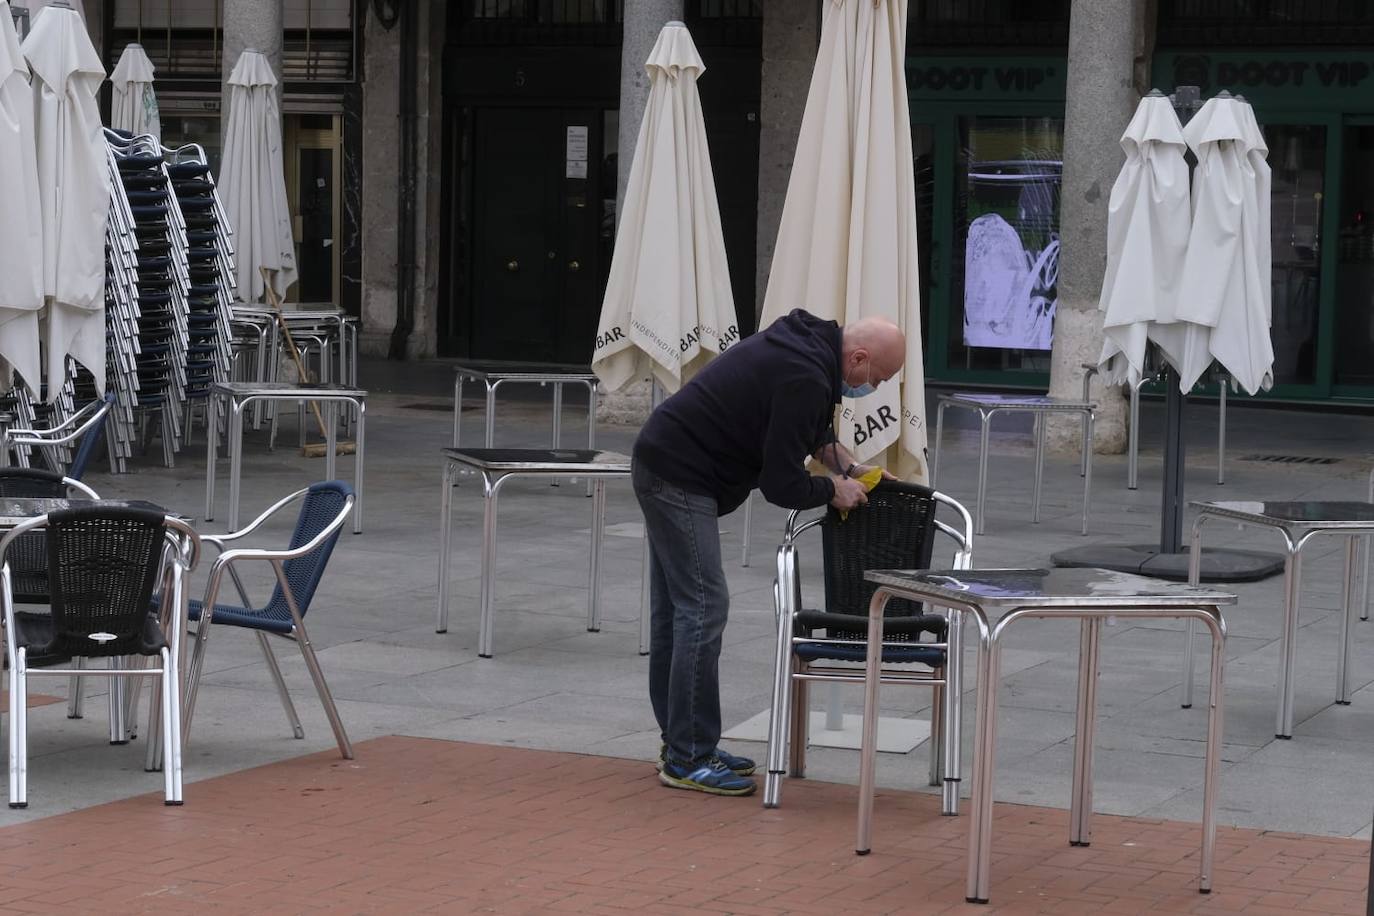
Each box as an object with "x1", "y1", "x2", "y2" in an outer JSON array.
[
  {"x1": 182, "y1": 481, "x2": 356, "y2": 760},
  {"x1": 763, "y1": 482, "x2": 974, "y2": 813},
  {"x1": 5, "y1": 393, "x2": 115, "y2": 479},
  {"x1": 0, "y1": 506, "x2": 199, "y2": 807}
]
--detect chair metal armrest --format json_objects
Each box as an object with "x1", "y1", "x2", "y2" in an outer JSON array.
[
  {"x1": 7, "y1": 397, "x2": 111, "y2": 447},
  {"x1": 932, "y1": 489, "x2": 975, "y2": 571},
  {"x1": 199, "y1": 487, "x2": 312, "y2": 551},
  {"x1": 782, "y1": 509, "x2": 825, "y2": 545}
]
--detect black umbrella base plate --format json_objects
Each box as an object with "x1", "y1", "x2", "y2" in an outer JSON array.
[{"x1": 1051, "y1": 544, "x2": 1285, "y2": 583}]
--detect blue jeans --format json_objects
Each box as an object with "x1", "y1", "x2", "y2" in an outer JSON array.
[{"x1": 633, "y1": 461, "x2": 730, "y2": 767}]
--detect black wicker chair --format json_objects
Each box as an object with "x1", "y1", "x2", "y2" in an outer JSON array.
[
  {"x1": 0, "y1": 505, "x2": 199, "y2": 807},
  {"x1": 763, "y1": 481, "x2": 974, "y2": 813}
]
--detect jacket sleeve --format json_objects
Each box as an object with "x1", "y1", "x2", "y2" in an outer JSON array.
[{"x1": 758, "y1": 381, "x2": 837, "y2": 510}]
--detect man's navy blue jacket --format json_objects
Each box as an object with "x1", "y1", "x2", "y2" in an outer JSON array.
[{"x1": 633, "y1": 308, "x2": 841, "y2": 516}]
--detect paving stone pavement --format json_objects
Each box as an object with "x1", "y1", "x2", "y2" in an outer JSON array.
[
  {"x1": 0, "y1": 736, "x2": 1365, "y2": 915},
  {"x1": 1, "y1": 360, "x2": 1370, "y2": 882}
]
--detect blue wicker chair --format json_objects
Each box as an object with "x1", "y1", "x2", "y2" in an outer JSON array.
[{"x1": 182, "y1": 481, "x2": 355, "y2": 759}]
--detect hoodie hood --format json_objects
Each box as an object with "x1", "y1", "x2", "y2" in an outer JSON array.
[{"x1": 761, "y1": 308, "x2": 843, "y2": 404}]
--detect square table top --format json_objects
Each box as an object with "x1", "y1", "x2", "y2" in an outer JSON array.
[
  {"x1": 453, "y1": 360, "x2": 598, "y2": 382},
  {"x1": 939, "y1": 392, "x2": 1096, "y2": 411},
  {"x1": 0, "y1": 498, "x2": 171, "y2": 527},
  {"x1": 1191, "y1": 499, "x2": 1374, "y2": 529},
  {"x1": 211, "y1": 381, "x2": 367, "y2": 398},
  {"x1": 865, "y1": 567, "x2": 1237, "y2": 610},
  {"x1": 442, "y1": 448, "x2": 632, "y2": 475}
]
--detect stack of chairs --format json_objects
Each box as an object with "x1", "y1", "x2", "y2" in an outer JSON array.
[
  {"x1": 107, "y1": 130, "x2": 188, "y2": 467},
  {"x1": 165, "y1": 144, "x2": 236, "y2": 443},
  {"x1": 100, "y1": 138, "x2": 143, "y2": 471}
]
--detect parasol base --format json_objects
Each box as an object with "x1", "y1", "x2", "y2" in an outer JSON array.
[{"x1": 1051, "y1": 543, "x2": 1285, "y2": 583}]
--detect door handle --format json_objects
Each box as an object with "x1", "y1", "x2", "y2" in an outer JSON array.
[
  {"x1": 506, "y1": 259, "x2": 519, "y2": 272},
  {"x1": 567, "y1": 260, "x2": 581, "y2": 272}
]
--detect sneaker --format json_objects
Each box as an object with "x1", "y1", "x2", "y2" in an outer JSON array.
[
  {"x1": 659, "y1": 757, "x2": 757, "y2": 796},
  {"x1": 657, "y1": 744, "x2": 756, "y2": 777}
]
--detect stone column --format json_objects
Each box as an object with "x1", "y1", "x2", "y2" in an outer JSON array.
[
  {"x1": 615, "y1": 0, "x2": 684, "y2": 212},
  {"x1": 358, "y1": 1, "x2": 401, "y2": 357},
  {"x1": 755, "y1": 0, "x2": 818, "y2": 323},
  {"x1": 222, "y1": 0, "x2": 283, "y2": 101},
  {"x1": 599, "y1": 0, "x2": 684, "y2": 425},
  {"x1": 1045, "y1": 0, "x2": 1146, "y2": 453}
]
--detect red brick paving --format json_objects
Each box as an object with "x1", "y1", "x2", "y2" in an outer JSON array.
[{"x1": 0, "y1": 736, "x2": 1364, "y2": 914}]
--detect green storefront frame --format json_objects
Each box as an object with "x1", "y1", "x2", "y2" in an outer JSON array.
[{"x1": 911, "y1": 50, "x2": 1374, "y2": 405}]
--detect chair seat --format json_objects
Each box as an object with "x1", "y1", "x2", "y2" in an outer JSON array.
[
  {"x1": 187, "y1": 599, "x2": 294, "y2": 634},
  {"x1": 12, "y1": 610, "x2": 166, "y2": 658},
  {"x1": 793, "y1": 641, "x2": 944, "y2": 667}
]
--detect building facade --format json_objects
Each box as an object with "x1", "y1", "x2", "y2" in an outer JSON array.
[{"x1": 70, "y1": 0, "x2": 1374, "y2": 405}]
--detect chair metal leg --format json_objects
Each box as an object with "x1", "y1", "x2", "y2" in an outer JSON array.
[
  {"x1": 108, "y1": 656, "x2": 128, "y2": 745},
  {"x1": 764, "y1": 555, "x2": 796, "y2": 809},
  {"x1": 293, "y1": 621, "x2": 353, "y2": 759},
  {"x1": 67, "y1": 657, "x2": 84, "y2": 719},
  {"x1": 259, "y1": 631, "x2": 305, "y2": 739},
  {"x1": 942, "y1": 611, "x2": 965, "y2": 816},
  {"x1": 145, "y1": 672, "x2": 164, "y2": 773},
  {"x1": 928, "y1": 674, "x2": 944, "y2": 787},
  {"x1": 9, "y1": 648, "x2": 24, "y2": 807},
  {"x1": 788, "y1": 670, "x2": 809, "y2": 778},
  {"x1": 162, "y1": 646, "x2": 183, "y2": 805}
]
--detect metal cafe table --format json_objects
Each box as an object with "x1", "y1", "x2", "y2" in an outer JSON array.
[
  {"x1": 453, "y1": 361, "x2": 600, "y2": 451},
  {"x1": 855, "y1": 568, "x2": 1235, "y2": 905},
  {"x1": 930, "y1": 393, "x2": 1097, "y2": 536},
  {"x1": 204, "y1": 381, "x2": 367, "y2": 535},
  {"x1": 1185, "y1": 500, "x2": 1374, "y2": 738},
  {"x1": 436, "y1": 448, "x2": 633, "y2": 658}
]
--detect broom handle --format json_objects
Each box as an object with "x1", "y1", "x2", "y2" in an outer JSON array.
[{"x1": 260, "y1": 268, "x2": 330, "y2": 440}]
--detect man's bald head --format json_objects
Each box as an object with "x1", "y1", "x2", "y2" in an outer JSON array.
[{"x1": 840, "y1": 316, "x2": 905, "y2": 390}]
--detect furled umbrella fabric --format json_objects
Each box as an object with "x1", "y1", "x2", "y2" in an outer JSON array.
[
  {"x1": 0, "y1": 1, "x2": 43, "y2": 396},
  {"x1": 1176, "y1": 97, "x2": 1273, "y2": 395},
  {"x1": 758, "y1": 0, "x2": 927, "y2": 482},
  {"x1": 22, "y1": 1, "x2": 108, "y2": 399},
  {"x1": 110, "y1": 41, "x2": 159, "y2": 141},
  {"x1": 219, "y1": 49, "x2": 297, "y2": 304},
  {"x1": 1096, "y1": 94, "x2": 1192, "y2": 388},
  {"x1": 592, "y1": 21, "x2": 735, "y2": 394}
]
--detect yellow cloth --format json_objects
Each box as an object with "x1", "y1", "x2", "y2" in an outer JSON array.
[{"x1": 839, "y1": 466, "x2": 885, "y2": 520}]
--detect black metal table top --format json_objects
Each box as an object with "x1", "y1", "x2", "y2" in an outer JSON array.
[
  {"x1": 1192, "y1": 500, "x2": 1374, "y2": 528},
  {"x1": 442, "y1": 448, "x2": 631, "y2": 474},
  {"x1": 865, "y1": 567, "x2": 1237, "y2": 610}
]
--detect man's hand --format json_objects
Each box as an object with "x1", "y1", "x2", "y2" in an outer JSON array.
[
  {"x1": 830, "y1": 475, "x2": 869, "y2": 511},
  {"x1": 851, "y1": 463, "x2": 898, "y2": 481}
]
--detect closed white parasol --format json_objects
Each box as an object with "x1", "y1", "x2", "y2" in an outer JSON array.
[
  {"x1": 0, "y1": 1, "x2": 43, "y2": 395},
  {"x1": 110, "y1": 42, "x2": 159, "y2": 141}
]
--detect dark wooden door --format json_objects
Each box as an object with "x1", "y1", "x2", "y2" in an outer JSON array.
[{"x1": 468, "y1": 106, "x2": 605, "y2": 363}]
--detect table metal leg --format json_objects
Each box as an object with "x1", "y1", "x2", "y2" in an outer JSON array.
[
  {"x1": 1081, "y1": 411, "x2": 1095, "y2": 536},
  {"x1": 1128, "y1": 384, "x2": 1140, "y2": 490},
  {"x1": 1217, "y1": 380, "x2": 1227, "y2": 485},
  {"x1": 1069, "y1": 618, "x2": 1102, "y2": 847},
  {"x1": 1337, "y1": 535, "x2": 1357, "y2": 705},
  {"x1": 638, "y1": 530, "x2": 651, "y2": 656},
  {"x1": 228, "y1": 398, "x2": 244, "y2": 532},
  {"x1": 205, "y1": 392, "x2": 219, "y2": 522},
  {"x1": 585, "y1": 383, "x2": 598, "y2": 498},
  {"x1": 1032, "y1": 413, "x2": 1045, "y2": 524},
  {"x1": 931, "y1": 401, "x2": 946, "y2": 485},
  {"x1": 325, "y1": 400, "x2": 338, "y2": 484},
  {"x1": 484, "y1": 382, "x2": 497, "y2": 448},
  {"x1": 942, "y1": 611, "x2": 964, "y2": 816},
  {"x1": 855, "y1": 589, "x2": 891, "y2": 855},
  {"x1": 741, "y1": 492, "x2": 752, "y2": 568},
  {"x1": 353, "y1": 399, "x2": 366, "y2": 534},
  {"x1": 478, "y1": 472, "x2": 502, "y2": 658},
  {"x1": 436, "y1": 461, "x2": 455, "y2": 633},
  {"x1": 1277, "y1": 546, "x2": 1303, "y2": 738},
  {"x1": 975, "y1": 411, "x2": 991, "y2": 536},
  {"x1": 1182, "y1": 521, "x2": 1204, "y2": 709},
  {"x1": 587, "y1": 479, "x2": 606, "y2": 632},
  {"x1": 967, "y1": 631, "x2": 1001, "y2": 904},
  {"x1": 1199, "y1": 609, "x2": 1227, "y2": 894},
  {"x1": 453, "y1": 374, "x2": 464, "y2": 448}
]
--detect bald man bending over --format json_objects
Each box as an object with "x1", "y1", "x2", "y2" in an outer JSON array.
[{"x1": 633, "y1": 308, "x2": 906, "y2": 796}]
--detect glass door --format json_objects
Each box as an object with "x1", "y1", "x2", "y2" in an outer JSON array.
[
  {"x1": 283, "y1": 113, "x2": 343, "y2": 306},
  {"x1": 1264, "y1": 122, "x2": 1328, "y2": 391},
  {"x1": 1333, "y1": 117, "x2": 1374, "y2": 396}
]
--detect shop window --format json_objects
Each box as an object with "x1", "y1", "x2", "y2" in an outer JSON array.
[
  {"x1": 1159, "y1": 0, "x2": 1374, "y2": 45},
  {"x1": 949, "y1": 116, "x2": 1063, "y2": 375},
  {"x1": 911, "y1": 0, "x2": 1068, "y2": 47}
]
